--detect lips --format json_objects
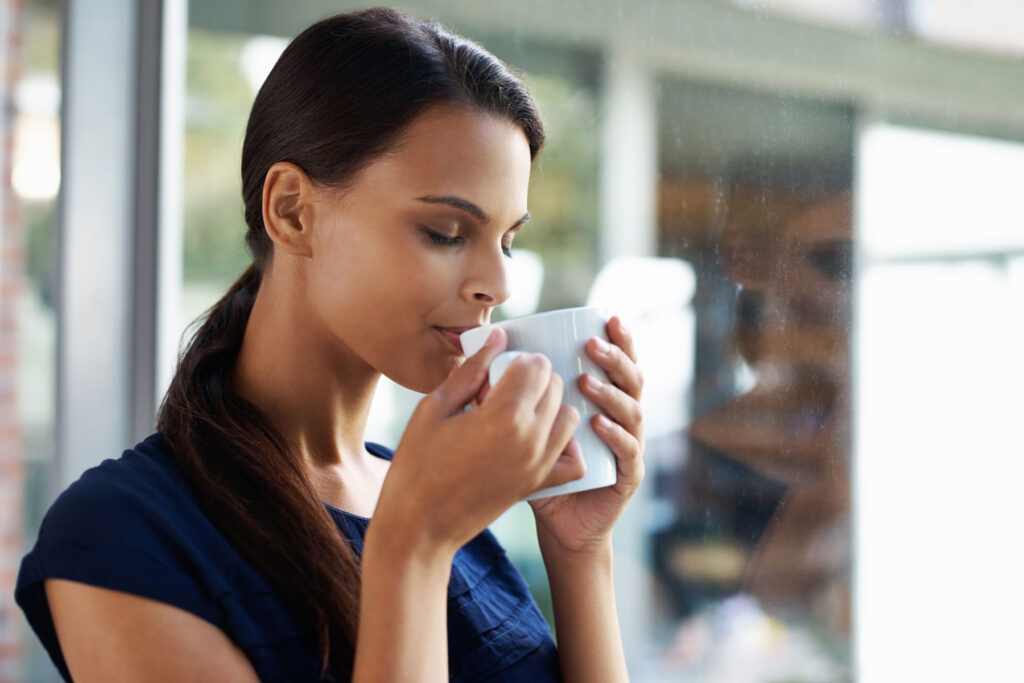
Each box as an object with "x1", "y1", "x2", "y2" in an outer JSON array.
[{"x1": 434, "y1": 326, "x2": 477, "y2": 353}]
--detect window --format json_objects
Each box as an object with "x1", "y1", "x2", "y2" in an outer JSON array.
[{"x1": 1, "y1": 0, "x2": 60, "y2": 680}]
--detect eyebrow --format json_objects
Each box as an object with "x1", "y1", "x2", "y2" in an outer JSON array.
[{"x1": 416, "y1": 195, "x2": 531, "y2": 230}]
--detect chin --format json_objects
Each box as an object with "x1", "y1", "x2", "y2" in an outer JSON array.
[{"x1": 388, "y1": 356, "x2": 464, "y2": 395}]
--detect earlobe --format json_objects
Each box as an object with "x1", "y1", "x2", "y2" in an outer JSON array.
[{"x1": 262, "y1": 161, "x2": 315, "y2": 258}]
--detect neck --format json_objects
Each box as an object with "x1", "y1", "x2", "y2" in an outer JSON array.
[{"x1": 233, "y1": 273, "x2": 381, "y2": 475}]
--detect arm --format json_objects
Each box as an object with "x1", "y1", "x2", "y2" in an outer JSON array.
[
  {"x1": 538, "y1": 536, "x2": 629, "y2": 683},
  {"x1": 352, "y1": 520, "x2": 456, "y2": 680},
  {"x1": 46, "y1": 539, "x2": 456, "y2": 683},
  {"x1": 46, "y1": 580, "x2": 260, "y2": 683}
]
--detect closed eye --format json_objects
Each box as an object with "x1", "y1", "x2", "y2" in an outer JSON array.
[
  {"x1": 425, "y1": 227, "x2": 514, "y2": 259},
  {"x1": 425, "y1": 229, "x2": 463, "y2": 248}
]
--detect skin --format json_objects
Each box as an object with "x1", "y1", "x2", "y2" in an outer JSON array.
[{"x1": 46, "y1": 104, "x2": 645, "y2": 682}]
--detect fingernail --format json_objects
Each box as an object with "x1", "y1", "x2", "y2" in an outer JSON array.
[
  {"x1": 594, "y1": 337, "x2": 611, "y2": 355},
  {"x1": 584, "y1": 373, "x2": 603, "y2": 391},
  {"x1": 595, "y1": 414, "x2": 612, "y2": 430},
  {"x1": 485, "y1": 328, "x2": 503, "y2": 347}
]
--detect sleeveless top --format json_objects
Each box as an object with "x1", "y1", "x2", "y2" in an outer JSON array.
[{"x1": 15, "y1": 434, "x2": 562, "y2": 682}]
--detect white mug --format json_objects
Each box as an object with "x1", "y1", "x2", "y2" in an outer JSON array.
[{"x1": 460, "y1": 307, "x2": 618, "y2": 500}]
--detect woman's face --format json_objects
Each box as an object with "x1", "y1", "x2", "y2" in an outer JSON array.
[{"x1": 305, "y1": 105, "x2": 533, "y2": 392}]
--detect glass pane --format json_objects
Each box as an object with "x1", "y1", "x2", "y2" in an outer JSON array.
[
  {"x1": 1, "y1": 1, "x2": 60, "y2": 680},
  {"x1": 655, "y1": 78, "x2": 854, "y2": 680}
]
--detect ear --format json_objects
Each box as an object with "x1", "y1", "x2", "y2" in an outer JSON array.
[{"x1": 261, "y1": 161, "x2": 316, "y2": 258}]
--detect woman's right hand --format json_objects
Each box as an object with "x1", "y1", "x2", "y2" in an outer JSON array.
[{"x1": 377, "y1": 329, "x2": 585, "y2": 555}]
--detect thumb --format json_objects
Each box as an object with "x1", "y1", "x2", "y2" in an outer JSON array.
[{"x1": 429, "y1": 328, "x2": 507, "y2": 417}]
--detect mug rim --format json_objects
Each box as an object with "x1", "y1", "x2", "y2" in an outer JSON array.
[
  {"x1": 489, "y1": 305, "x2": 606, "y2": 326},
  {"x1": 459, "y1": 306, "x2": 608, "y2": 355}
]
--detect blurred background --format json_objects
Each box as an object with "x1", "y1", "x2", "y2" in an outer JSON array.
[{"x1": 2, "y1": 1, "x2": 1023, "y2": 681}]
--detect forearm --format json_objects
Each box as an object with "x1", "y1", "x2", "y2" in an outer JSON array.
[
  {"x1": 353, "y1": 521, "x2": 455, "y2": 682},
  {"x1": 538, "y1": 532, "x2": 629, "y2": 683}
]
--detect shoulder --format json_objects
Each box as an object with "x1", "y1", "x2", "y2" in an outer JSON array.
[
  {"x1": 15, "y1": 434, "x2": 242, "y2": 678},
  {"x1": 41, "y1": 433, "x2": 195, "y2": 532},
  {"x1": 17, "y1": 434, "x2": 338, "y2": 681},
  {"x1": 16, "y1": 434, "x2": 336, "y2": 680},
  {"x1": 24, "y1": 434, "x2": 216, "y2": 570},
  {"x1": 16, "y1": 434, "x2": 232, "y2": 616}
]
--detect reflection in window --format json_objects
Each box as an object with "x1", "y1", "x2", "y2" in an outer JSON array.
[{"x1": 656, "y1": 79, "x2": 854, "y2": 679}]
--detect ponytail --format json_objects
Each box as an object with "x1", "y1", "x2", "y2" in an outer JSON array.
[{"x1": 156, "y1": 264, "x2": 360, "y2": 676}]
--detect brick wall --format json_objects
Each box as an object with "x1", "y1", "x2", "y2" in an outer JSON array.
[{"x1": 0, "y1": 1, "x2": 25, "y2": 681}]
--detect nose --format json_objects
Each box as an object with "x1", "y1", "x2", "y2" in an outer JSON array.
[{"x1": 463, "y1": 247, "x2": 511, "y2": 307}]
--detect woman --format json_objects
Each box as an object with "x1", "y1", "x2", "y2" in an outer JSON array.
[{"x1": 16, "y1": 8, "x2": 644, "y2": 681}]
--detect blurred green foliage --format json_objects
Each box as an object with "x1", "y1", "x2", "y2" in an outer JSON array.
[
  {"x1": 23, "y1": 0, "x2": 59, "y2": 73},
  {"x1": 21, "y1": 0, "x2": 60, "y2": 304},
  {"x1": 183, "y1": 30, "x2": 255, "y2": 287}
]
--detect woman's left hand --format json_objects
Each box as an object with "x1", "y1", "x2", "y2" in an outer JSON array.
[{"x1": 529, "y1": 315, "x2": 645, "y2": 556}]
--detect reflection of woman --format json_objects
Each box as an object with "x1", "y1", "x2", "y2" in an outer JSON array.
[
  {"x1": 16, "y1": 9, "x2": 644, "y2": 681},
  {"x1": 692, "y1": 193, "x2": 851, "y2": 625}
]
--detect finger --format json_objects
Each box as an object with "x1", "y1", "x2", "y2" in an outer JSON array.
[
  {"x1": 542, "y1": 403, "x2": 580, "y2": 462},
  {"x1": 485, "y1": 352, "x2": 552, "y2": 410},
  {"x1": 429, "y1": 328, "x2": 507, "y2": 417},
  {"x1": 535, "y1": 438, "x2": 586, "y2": 492},
  {"x1": 471, "y1": 381, "x2": 492, "y2": 407},
  {"x1": 585, "y1": 335, "x2": 643, "y2": 401},
  {"x1": 578, "y1": 373, "x2": 643, "y2": 438},
  {"x1": 593, "y1": 414, "x2": 644, "y2": 489},
  {"x1": 532, "y1": 369, "x2": 565, "y2": 422},
  {"x1": 607, "y1": 316, "x2": 638, "y2": 364}
]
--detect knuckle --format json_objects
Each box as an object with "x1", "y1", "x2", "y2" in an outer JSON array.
[
  {"x1": 509, "y1": 409, "x2": 534, "y2": 439},
  {"x1": 549, "y1": 374, "x2": 565, "y2": 400},
  {"x1": 532, "y1": 353, "x2": 552, "y2": 374},
  {"x1": 565, "y1": 404, "x2": 581, "y2": 427},
  {"x1": 628, "y1": 401, "x2": 643, "y2": 428}
]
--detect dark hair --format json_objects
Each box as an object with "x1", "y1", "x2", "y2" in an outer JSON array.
[{"x1": 156, "y1": 7, "x2": 544, "y2": 678}]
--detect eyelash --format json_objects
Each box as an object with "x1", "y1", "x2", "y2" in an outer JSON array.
[{"x1": 425, "y1": 229, "x2": 513, "y2": 258}]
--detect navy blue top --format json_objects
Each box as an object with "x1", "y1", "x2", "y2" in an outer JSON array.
[{"x1": 15, "y1": 434, "x2": 561, "y2": 682}]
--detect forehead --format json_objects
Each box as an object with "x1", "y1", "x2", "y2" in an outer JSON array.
[{"x1": 354, "y1": 105, "x2": 533, "y2": 216}]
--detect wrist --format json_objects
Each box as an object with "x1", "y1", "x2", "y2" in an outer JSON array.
[
  {"x1": 364, "y1": 507, "x2": 458, "y2": 571},
  {"x1": 536, "y1": 526, "x2": 614, "y2": 571}
]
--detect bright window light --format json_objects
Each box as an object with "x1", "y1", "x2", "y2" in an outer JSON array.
[{"x1": 855, "y1": 124, "x2": 1024, "y2": 682}]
